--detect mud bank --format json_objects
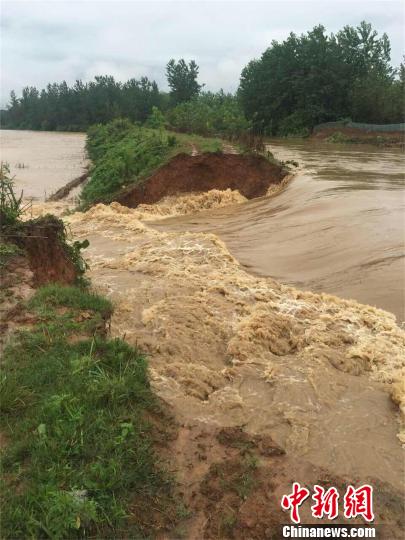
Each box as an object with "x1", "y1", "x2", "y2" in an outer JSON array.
[
  {"x1": 0, "y1": 217, "x2": 79, "y2": 346},
  {"x1": 11, "y1": 216, "x2": 77, "y2": 286},
  {"x1": 117, "y1": 153, "x2": 287, "y2": 207},
  {"x1": 312, "y1": 127, "x2": 404, "y2": 146},
  {"x1": 67, "y1": 203, "x2": 405, "y2": 505}
]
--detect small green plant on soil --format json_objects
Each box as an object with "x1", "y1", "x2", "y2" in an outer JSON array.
[
  {"x1": 0, "y1": 242, "x2": 23, "y2": 268},
  {"x1": 0, "y1": 284, "x2": 176, "y2": 539},
  {"x1": 220, "y1": 510, "x2": 237, "y2": 536},
  {"x1": 219, "y1": 453, "x2": 258, "y2": 501}
]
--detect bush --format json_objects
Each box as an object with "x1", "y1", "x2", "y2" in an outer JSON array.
[
  {"x1": 0, "y1": 162, "x2": 31, "y2": 228},
  {"x1": 166, "y1": 92, "x2": 251, "y2": 138},
  {"x1": 278, "y1": 112, "x2": 311, "y2": 137}
]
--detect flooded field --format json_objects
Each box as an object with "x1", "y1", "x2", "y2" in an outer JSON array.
[
  {"x1": 0, "y1": 129, "x2": 86, "y2": 200},
  {"x1": 4, "y1": 130, "x2": 405, "y2": 507},
  {"x1": 152, "y1": 140, "x2": 405, "y2": 322}
]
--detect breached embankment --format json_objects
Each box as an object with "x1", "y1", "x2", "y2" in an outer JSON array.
[
  {"x1": 66, "y1": 202, "x2": 405, "y2": 495},
  {"x1": 116, "y1": 152, "x2": 287, "y2": 207}
]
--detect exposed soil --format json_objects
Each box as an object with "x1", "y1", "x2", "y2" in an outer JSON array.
[
  {"x1": 162, "y1": 423, "x2": 404, "y2": 539},
  {"x1": 14, "y1": 216, "x2": 77, "y2": 286},
  {"x1": 117, "y1": 153, "x2": 287, "y2": 208},
  {"x1": 1, "y1": 217, "x2": 79, "y2": 347},
  {"x1": 0, "y1": 253, "x2": 36, "y2": 349}
]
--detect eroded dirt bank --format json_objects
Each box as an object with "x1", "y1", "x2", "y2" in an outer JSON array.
[
  {"x1": 117, "y1": 153, "x2": 287, "y2": 207},
  {"x1": 14, "y1": 216, "x2": 77, "y2": 285},
  {"x1": 0, "y1": 216, "x2": 78, "y2": 346},
  {"x1": 66, "y1": 202, "x2": 405, "y2": 537}
]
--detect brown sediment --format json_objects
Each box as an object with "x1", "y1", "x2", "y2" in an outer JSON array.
[
  {"x1": 0, "y1": 252, "x2": 36, "y2": 348},
  {"x1": 117, "y1": 153, "x2": 287, "y2": 208}
]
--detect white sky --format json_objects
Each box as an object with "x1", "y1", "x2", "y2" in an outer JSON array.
[{"x1": 1, "y1": 0, "x2": 404, "y2": 107}]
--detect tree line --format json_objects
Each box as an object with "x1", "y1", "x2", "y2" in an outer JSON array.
[{"x1": 1, "y1": 21, "x2": 403, "y2": 136}]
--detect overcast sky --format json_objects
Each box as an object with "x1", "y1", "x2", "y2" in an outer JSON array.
[{"x1": 1, "y1": 0, "x2": 404, "y2": 107}]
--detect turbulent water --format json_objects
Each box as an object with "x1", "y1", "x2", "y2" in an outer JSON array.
[
  {"x1": 152, "y1": 140, "x2": 405, "y2": 322},
  {"x1": 0, "y1": 129, "x2": 87, "y2": 200},
  {"x1": 5, "y1": 131, "x2": 405, "y2": 498},
  {"x1": 66, "y1": 201, "x2": 405, "y2": 494}
]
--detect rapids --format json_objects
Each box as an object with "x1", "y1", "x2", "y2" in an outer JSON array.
[
  {"x1": 151, "y1": 139, "x2": 405, "y2": 322},
  {"x1": 3, "y1": 130, "x2": 404, "y2": 499}
]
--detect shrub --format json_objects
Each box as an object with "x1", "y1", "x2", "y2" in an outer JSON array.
[
  {"x1": 166, "y1": 92, "x2": 251, "y2": 138},
  {"x1": 0, "y1": 162, "x2": 31, "y2": 228}
]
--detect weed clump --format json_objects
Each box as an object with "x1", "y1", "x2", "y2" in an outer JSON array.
[{"x1": 0, "y1": 162, "x2": 31, "y2": 228}]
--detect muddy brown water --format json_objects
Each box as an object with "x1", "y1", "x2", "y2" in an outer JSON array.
[
  {"x1": 152, "y1": 140, "x2": 405, "y2": 322},
  {"x1": 0, "y1": 129, "x2": 87, "y2": 200},
  {"x1": 3, "y1": 131, "x2": 405, "y2": 504}
]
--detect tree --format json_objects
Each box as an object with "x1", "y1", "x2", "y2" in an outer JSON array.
[
  {"x1": 166, "y1": 59, "x2": 202, "y2": 104},
  {"x1": 238, "y1": 21, "x2": 402, "y2": 135},
  {"x1": 1, "y1": 75, "x2": 162, "y2": 131}
]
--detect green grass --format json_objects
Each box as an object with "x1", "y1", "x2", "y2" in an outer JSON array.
[
  {"x1": 171, "y1": 131, "x2": 223, "y2": 154},
  {"x1": 0, "y1": 284, "x2": 175, "y2": 539},
  {"x1": 80, "y1": 119, "x2": 225, "y2": 208},
  {"x1": 0, "y1": 242, "x2": 22, "y2": 268},
  {"x1": 28, "y1": 284, "x2": 113, "y2": 318}
]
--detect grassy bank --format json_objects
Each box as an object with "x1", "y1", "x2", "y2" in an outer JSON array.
[
  {"x1": 81, "y1": 119, "x2": 224, "y2": 207},
  {"x1": 0, "y1": 164, "x2": 180, "y2": 538},
  {"x1": 0, "y1": 284, "x2": 178, "y2": 538}
]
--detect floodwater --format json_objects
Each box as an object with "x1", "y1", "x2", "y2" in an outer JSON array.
[
  {"x1": 0, "y1": 129, "x2": 87, "y2": 200},
  {"x1": 152, "y1": 140, "x2": 405, "y2": 322},
  {"x1": 4, "y1": 130, "x2": 405, "y2": 502}
]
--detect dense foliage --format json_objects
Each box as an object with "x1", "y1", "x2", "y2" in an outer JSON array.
[
  {"x1": 166, "y1": 91, "x2": 251, "y2": 137},
  {"x1": 1, "y1": 23, "x2": 403, "y2": 136},
  {"x1": 0, "y1": 75, "x2": 164, "y2": 131},
  {"x1": 81, "y1": 121, "x2": 174, "y2": 206},
  {"x1": 238, "y1": 21, "x2": 404, "y2": 135}
]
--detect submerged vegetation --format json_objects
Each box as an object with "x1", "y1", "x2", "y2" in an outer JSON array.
[
  {"x1": 2, "y1": 21, "x2": 403, "y2": 137},
  {"x1": 324, "y1": 130, "x2": 404, "y2": 147}
]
